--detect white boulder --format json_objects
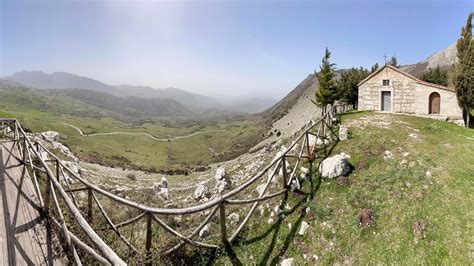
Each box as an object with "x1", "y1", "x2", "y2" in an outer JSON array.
[{"x1": 318, "y1": 153, "x2": 350, "y2": 178}]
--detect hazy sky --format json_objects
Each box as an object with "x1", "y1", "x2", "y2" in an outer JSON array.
[{"x1": 1, "y1": 0, "x2": 472, "y2": 98}]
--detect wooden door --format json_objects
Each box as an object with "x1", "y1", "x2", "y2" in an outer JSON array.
[
  {"x1": 381, "y1": 91, "x2": 391, "y2": 111},
  {"x1": 429, "y1": 92, "x2": 440, "y2": 114}
]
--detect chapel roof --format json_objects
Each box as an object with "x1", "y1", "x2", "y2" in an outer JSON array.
[{"x1": 357, "y1": 64, "x2": 455, "y2": 92}]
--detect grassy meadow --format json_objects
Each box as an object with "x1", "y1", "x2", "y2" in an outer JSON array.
[
  {"x1": 0, "y1": 97, "x2": 264, "y2": 171},
  {"x1": 211, "y1": 111, "x2": 474, "y2": 265}
]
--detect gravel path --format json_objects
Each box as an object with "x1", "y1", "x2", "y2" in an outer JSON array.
[{"x1": 61, "y1": 122, "x2": 226, "y2": 141}]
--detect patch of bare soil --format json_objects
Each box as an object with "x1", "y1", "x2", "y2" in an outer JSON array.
[
  {"x1": 336, "y1": 176, "x2": 349, "y2": 185},
  {"x1": 412, "y1": 219, "x2": 427, "y2": 243},
  {"x1": 345, "y1": 114, "x2": 409, "y2": 130},
  {"x1": 358, "y1": 208, "x2": 375, "y2": 228}
]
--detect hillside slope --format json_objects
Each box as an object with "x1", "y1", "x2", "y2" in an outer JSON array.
[
  {"x1": 216, "y1": 112, "x2": 474, "y2": 265},
  {"x1": 401, "y1": 42, "x2": 457, "y2": 79}
]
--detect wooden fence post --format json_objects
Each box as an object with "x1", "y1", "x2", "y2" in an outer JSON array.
[
  {"x1": 56, "y1": 160, "x2": 61, "y2": 183},
  {"x1": 145, "y1": 213, "x2": 153, "y2": 265},
  {"x1": 281, "y1": 156, "x2": 287, "y2": 188},
  {"x1": 88, "y1": 189, "x2": 93, "y2": 223},
  {"x1": 305, "y1": 132, "x2": 313, "y2": 161},
  {"x1": 219, "y1": 203, "x2": 227, "y2": 245},
  {"x1": 14, "y1": 121, "x2": 18, "y2": 141},
  {"x1": 22, "y1": 138, "x2": 28, "y2": 164},
  {"x1": 43, "y1": 177, "x2": 52, "y2": 218}
]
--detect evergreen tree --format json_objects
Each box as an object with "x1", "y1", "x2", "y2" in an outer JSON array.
[
  {"x1": 453, "y1": 13, "x2": 474, "y2": 127},
  {"x1": 420, "y1": 66, "x2": 448, "y2": 86},
  {"x1": 313, "y1": 48, "x2": 338, "y2": 114},
  {"x1": 337, "y1": 67, "x2": 369, "y2": 109},
  {"x1": 388, "y1": 55, "x2": 400, "y2": 68},
  {"x1": 370, "y1": 63, "x2": 379, "y2": 73}
]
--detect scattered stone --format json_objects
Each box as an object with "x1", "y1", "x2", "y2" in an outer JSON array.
[
  {"x1": 300, "y1": 167, "x2": 310, "y2": 179},
  {"x1": 290, "y1": 179, "x2": 300, "y2": 191},
  {"x1": 194, "y1": 182, "x2": 209, "y2": 200},
  {"x1": 319, "y1": 153, "x2": 350, "y2": 178},
  {"x1": 214, "y1": 168, "x2": 232, "y2": 193},
  {"x1": 227, "y1": 213, "x2": 240, "y2": 225},
  {"x1": 257, "y1": 205, "x2": 265, "y2": 216},
  {"x1": 280, "y1": 258, "x2": 293, "y2": 266},
  {"x1": 199, "y1": 224, "x2": 210, "y2": 238},
  {"x1": 267, "y1": 218, "x2": 274, "y2": 224},
  {"x1": 288, "y1": 223, "x2": 292, "y2": 230},
  {"x1": 358, "y1": 208, "x2": 375, "y2": 228},
  {"x1": 402, "y1": 152, "x2": 410, "y2": 157},
  {"x1": 384, "y1": 150, "x2": 394, "y2": 160},
  {"x1": 313, "y1": 255, "x2": 319, "y2": 261},
  {"x1": 425, "y1": 171, "x2": 431, "y2": 177},
  {"x1": 336, "y1": 176, "x2": 349, "y2": 185},
  {"x1": 274, "y1": 205, "x2": 283, "y2": 215},
  {"x1": 157, "y1": 187, "x2": 169, "y2": 200},
  {"x1": 412, "y1": 219, "x2": 427, "y2": 243},
  {"x1": 298, "y1": 221, "x2": 309, "y2": 235},
  {"x1": 338, "y1": 126, "x2": 348, "y2": 140},
  {"x1": 159, "y1": 176, "x2": 168, "y2": 188},
  {"x1": 41, "y1": 131, "x2": 60, "y2": 142},
  {"x1": 256, "y1": 184, "x2": 266, "y2": 195}
]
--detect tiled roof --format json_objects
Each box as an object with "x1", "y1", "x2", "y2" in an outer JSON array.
[{"x1": 358, "y1": 64, "x2": 455, "y2": 92}]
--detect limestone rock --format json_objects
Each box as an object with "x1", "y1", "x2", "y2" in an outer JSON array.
[
  {"x1": 300, "y1": 167, "x2": 310, "y2": 179},
  {"x1": 159, "y1": 176, "x2": 168, "y2": 188},
  {"x1": 384, "y1": 150, "x2": 394, "y2": 160},
  {"x1": 339, "y1": 126, "x2": 348, "y2": 140},
  {"x1": 199, "y1": 224, "x2": 210, "y2": 238},
  {"x1": 157, "y1": 188, "x2": 169, "y2": 200},
  {"x1": 280, "y1": 258, "x2": 293, "y2": 266},
  {"x1": 41, "y1": 131, "x2": 60, "y2": 142},
  {"x1": 194, "y1": 182, "x2": 209, "y2": 200},
  {"x1": 298, "y1": 221, "x2": 309, "y2": 236},
  {"x1": 318, "y1": 153, "x2": 350, "y2": 178},
  {"x1": 227, "y1": 213, "x2": 240, "y2": 225},
  {"x1": 214, "y1": 168, "x2": 232, "y2": 193},
  {"x1": 255, "y1": 184, "x2": 266, "y2": 196}
]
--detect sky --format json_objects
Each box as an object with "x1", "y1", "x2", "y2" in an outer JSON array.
[{"x1": 1, "y1": 0, "x2": 473, "y2": 99}]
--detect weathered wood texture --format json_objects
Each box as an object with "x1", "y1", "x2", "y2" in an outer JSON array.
[{"x1": 0, "y1": 140, "x2": 63, "y2": 265}]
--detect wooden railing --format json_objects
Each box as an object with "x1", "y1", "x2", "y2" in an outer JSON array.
[{"x1": 0, "y1": 104, "x2": 352, "y2": 264}]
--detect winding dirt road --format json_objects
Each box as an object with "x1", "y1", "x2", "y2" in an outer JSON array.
[{"x1": 61, "y1": 122, "x2": 226, "y2": 142}]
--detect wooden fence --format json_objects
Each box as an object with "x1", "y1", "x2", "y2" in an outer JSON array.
[{"x1": 0, "y1": 104, "x2": 351, "y2": 265}]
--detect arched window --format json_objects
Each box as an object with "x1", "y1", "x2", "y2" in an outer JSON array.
[{"x1": 429, "y1": 92, "x2": 440, "y2": 114}]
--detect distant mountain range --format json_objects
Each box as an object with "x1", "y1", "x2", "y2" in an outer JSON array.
[{"x1": 2, "y1": 71, "x2": 275, "y2": 114}]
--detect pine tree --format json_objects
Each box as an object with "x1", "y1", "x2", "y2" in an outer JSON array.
[
  {"x1": 370, "y1": 63, "x2": 379, "y2": 73},
  {"x1": 337, "y1": 67, "x2": 369, "y2": 109},
  {"x1": 453, "y1": 13, "x2": 474, "y2": 127},
  {"x1": 313, "y1": 48, "x2": 338, "y2": 114},
  {"x1": 420, "y1": 66, "x2": 448, "y2": 86},
  {"x1": 388, "y1": 55, "x2": 399, "y2": 68}
]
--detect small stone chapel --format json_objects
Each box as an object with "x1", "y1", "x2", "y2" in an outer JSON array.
[{"x1": 357, "y1": 64, "x2": 463, "y2": 120}]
